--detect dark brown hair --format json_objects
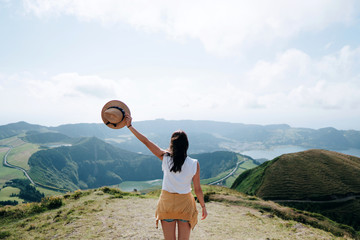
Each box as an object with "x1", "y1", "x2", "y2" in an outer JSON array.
[{"x1": 168, "y1": 130, "x2": 189, "y2": 173}]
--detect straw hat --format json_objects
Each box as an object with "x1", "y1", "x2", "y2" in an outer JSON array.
[{"x1": 101, "y1": 100, "x2": 131, "y2": 129}]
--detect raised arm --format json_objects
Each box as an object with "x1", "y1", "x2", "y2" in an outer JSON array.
[
  {"x1": 192, "y1": 161, "x2": 208, "y2": 220},
  {"x1": 125, "y1": 114, "x2": 166, "y2": 160}
]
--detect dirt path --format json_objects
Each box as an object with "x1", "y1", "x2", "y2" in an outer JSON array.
[{"x1": 11, "y1": 192, "x2": 351, "y2": 240}]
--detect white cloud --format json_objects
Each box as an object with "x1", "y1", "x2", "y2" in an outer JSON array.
[
  {"x1": 28, "y1": 73, "x2": 119, "y2": 99},
  {"x1": 23, "y1": 0, "x2": 357, "y2": 56},
  {"x1": 243, "y1": 46, "x2": 360, "y2": 110},
  {"x1": 1, "y1": 45, "x2": 360, "y2": 128}
]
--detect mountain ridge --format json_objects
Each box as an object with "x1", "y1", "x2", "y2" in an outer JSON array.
[
  {"x1": 2, "y1": 120, "x2": 360, "y2": 156},
  {"x1": 26, "y1": 136, "x2": 246, "y2": 191}
]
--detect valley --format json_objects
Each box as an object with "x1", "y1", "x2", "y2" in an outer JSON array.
[
  {"x1": 1, "y1": 133, "x2": 255, "y2": 204},
  {"x1": 1, "y1": 120, "x2": 360, "y2": 238}
]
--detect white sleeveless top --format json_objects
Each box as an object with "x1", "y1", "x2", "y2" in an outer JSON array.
[{"x1": 162, "y1": 155, "x2": 198, "y2": 194}]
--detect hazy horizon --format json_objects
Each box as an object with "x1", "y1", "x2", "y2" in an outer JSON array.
[
  {"x1": 1, "y1": 1, "x2": 360, "y2": 130},
  {"x1": 2, "y1": 118, "x2": 360, "y2": 132}
]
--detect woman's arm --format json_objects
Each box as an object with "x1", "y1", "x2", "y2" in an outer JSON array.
[
  {"x1": 125, "y1": 114, "x2": 166, "y2": 160},
  {"x1": 192, "y1": 161, "x2": 208, "y2": 220}
]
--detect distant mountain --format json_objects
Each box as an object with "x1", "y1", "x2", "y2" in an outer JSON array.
[
  {"x1": 27, "y1": 136, "x2": 241, "y2": 191},
  {"x1": 42, "y1": 120, "x2": 360, "y2": 154},
  {"x1": 24, "y1": 131, "x2": 73, "y2": 144},
  {"x1": 231, "y1": 149, "x2": 360, "y2": 230},
  {"x1": 0, "y1": 121, "x2": 47, "y2": 139},
  {"x1": 3, "y1": 120, "x2": 360, "y2": 155}
]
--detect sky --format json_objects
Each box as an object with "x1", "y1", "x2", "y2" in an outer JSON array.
[{"x1": 0, "y1": 0, "x2": 360, "y2": 130}]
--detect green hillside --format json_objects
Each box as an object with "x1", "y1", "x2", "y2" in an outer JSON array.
[
  {"x1": 232, "y1": 149, "x2": 360, "y2": 200},
  {"x1": 24, "y1": 131, "x2": 73, "y2": 144},
  {"x1": 0, "y1": 122, "x2": 46, "y2": 140},
  {"x1": 28, "y1": 137, "x2": 161, "y2": 191},
  {"x1": 192, "y1": 151, "x2": 238, "y2": 179},
  {"x1": 231, "y1": 149, "x2": 360, "y2": 231},
  {"x1": 0, "y1": 186, "x2": 358, "y2": 239},
  {"x1": 27, "y1": 137, "x2": 241, "y2": 192}
]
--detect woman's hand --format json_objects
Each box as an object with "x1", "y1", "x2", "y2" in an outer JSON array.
[
  {"x1": 125, "y1": 113, "x2": 132, "y2": 128},
  {"x1": 201, "y1": 206, "x2": 208, "y2": 220}
]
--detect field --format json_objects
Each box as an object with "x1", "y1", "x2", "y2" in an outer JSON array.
[
  {"x1": 200, "y1": 168, "x2": 232, "y2": 184},
  {"x1": 0, "y1": 150, "x2": 27, "y2": 188},
  {"x1": 225, "y1": 157, "x2": 259, "y2": 187},
  {"x1": 0, "y1": 186, "x2": 23, "y2": 203},
  {"x1": 200, "y1": 156, "x2": 258, "y2": 187},
  {"x1": 6, "y1": 141, "x2": 39, "y2": 171},
  {"x1": 1, "y1": 136, "x2": 54, "y2": 202},
  {"x1": 36, "y1": 186, "x2": 65, "y2": 197}
]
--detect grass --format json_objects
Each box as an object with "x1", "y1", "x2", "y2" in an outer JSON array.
[
  {"x1": 200, "y1": 168, "x2": 232, "y2": 184},
  {"x1": 0, "y1": 136, "x2": 20, "y2": 146},
  {"x1": 0, "y1": 136, "x2": 39, "y2": 188},
  {"x1": 231, "y1": 160, "x2": 272, "y2": 195},
  {"x1": 231, "y1": 150, "x2": 360, "y2": 232},
  {"x1": 0, "y1": 186, "x2": 355, "y2": 240},
  {"x1": 224, "y1": 159, "x2": 259, "y2": 187},
  {"x1": 6, "y1": 142, "x2": 39, "y2": 171},
  {"x1": 200, "y1": 156, "x2": 259, "y2": 186},
  {"x1": 204, "y1": 186, "x2": 359, "y2": 239},
  {"x1": 0, "y1": 160, "x2": 26, "y2": 188},
  {"x1": 36, "y1": 186, "x2": 64, "y2": 197},
  {"x1": 0, "y1": 135, "x2": 26, "y2": 148},
  {"x1": 0, "y1": 187, "x2": 23, "y2": 203},
  {"x1": 256, "y1": 149, "x2": 360, "y2": 200}
]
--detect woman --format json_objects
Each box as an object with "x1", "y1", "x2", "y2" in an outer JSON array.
[{"x1": 125, "y1": 114, "x2": 208, "y2": 240}]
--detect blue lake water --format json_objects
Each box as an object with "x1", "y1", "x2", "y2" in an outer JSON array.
[{"x1": 242, "y1": 146, "x2": 360, "y2": 160}]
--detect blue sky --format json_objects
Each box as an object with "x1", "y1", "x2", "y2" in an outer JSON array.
[{"x1": 1, "y1": 0, "x2": 360, "y2": 130}]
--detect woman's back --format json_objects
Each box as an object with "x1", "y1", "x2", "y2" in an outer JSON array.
[{"x1": 162, "y1": 155, "x2": 198, "y2": 194}]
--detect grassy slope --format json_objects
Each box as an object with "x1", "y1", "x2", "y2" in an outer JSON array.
[
  {"x1": 0, "y1": 187, "x2": 23, "y2": 203},
  {"x1": 231, "y1": 160, "x2": 272, "y2": 195},
  {"x1": 6, "y1": 142, "x2": 39, "y2": 171},
  {"x1": 0, "y1": 186, "x2": 356, "y2": 240},
  {"x1": 225, "y1": 156, "x2": 259, "y2": 187},
  {"x1": 0, "y1": 137, "x2": 39, "y2": 189},
  {"x1": 232, "y1": 149, "x2": 360, "y2": 200},
  {"x1": 257, "y1": 149, "x2": 360, "y2": 200},
  {"x1": 231, "y1": 149, "x2": 360, "y2": 232},
  {"x1": 0, "y1": 150, "x2": 27, "y2": 188},
  {"x1": 0, "y1": 137, "x2": 60, "y2": 200},
  {"x1": 200, "y1": 154, "x2": 258, "y2": 186}
]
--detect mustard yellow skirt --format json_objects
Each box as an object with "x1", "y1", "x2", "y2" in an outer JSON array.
[{"x1": 155, "y1": 190, "x2": 198, "y2": 230}]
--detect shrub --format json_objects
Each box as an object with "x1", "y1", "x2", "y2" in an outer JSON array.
[
  {"x1": 101, "y1": 187, "x2": 129, "y2": 197},
  {"x1": 41, "y1": 196, "x2": 63, "y2": 209},
  {"x1": 30, "y1": 203, "x2": 45, "y2": 213},
  {"x1": 69, "y1": 189, "x2": 90, "y2": 200},
  {"x1": 71, "y1": 190, "x2": 82, "y2": 200},
  {"x1": 203, "y1": 191, "x2": 216, "y2": 203},
  {"x1": 0, "y1": 231, "x2": 11, "y2": 239}
]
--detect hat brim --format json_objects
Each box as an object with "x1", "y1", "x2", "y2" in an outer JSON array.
[{"x1": 101, "y1": 100, "x2": 131, "y2": 129}]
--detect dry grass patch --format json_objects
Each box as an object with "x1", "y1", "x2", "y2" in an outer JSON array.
[
  {"x1": 209, "y1": 193, "x2": 357, "y2": 239},
  {"x1": 0, "y1": 187, "x2": 356, "y2": 240}
]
